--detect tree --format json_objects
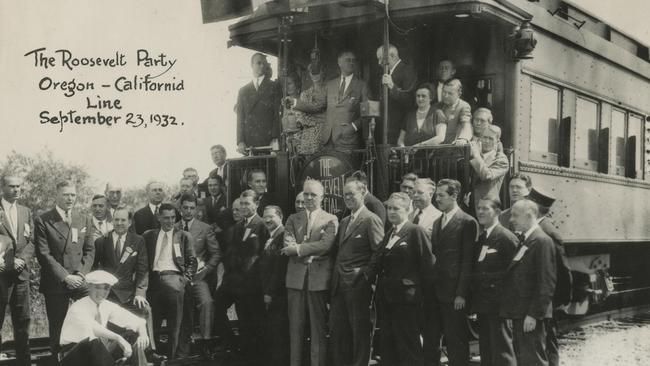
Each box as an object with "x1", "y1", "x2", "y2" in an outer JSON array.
[{"x1": 0, "y1": 148, "x2": 94, "y2": 214}]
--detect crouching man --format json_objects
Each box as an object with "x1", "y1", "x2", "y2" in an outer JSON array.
[{"x1": 59, "y1": 270, "x2": 149, "y2": 366}]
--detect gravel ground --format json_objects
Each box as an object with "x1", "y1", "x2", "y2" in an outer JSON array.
[{"x1": 560, "y1": 319, "x2": 650, "y2": 366}]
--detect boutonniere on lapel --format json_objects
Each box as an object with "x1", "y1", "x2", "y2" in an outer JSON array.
[
  {"x1": 513, "y1": 245, "x2": 528, "y2": 261},
  {"x1": 173, "y1": 242, "x2": 181, "y2": 257},
  {"x1": 120, "y1": 246, "x2": 134, "y2": 263},
  {"x1": 23, "y1": 223, "x2": 31, "y2": 238},
  {"x1": 243, "y1": 228, "x2": 252, "y2": 241}
]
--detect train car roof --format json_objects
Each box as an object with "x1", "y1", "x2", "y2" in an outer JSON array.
[{"x1": 226, "y1": 0, "x2": 650, "y2": 80}]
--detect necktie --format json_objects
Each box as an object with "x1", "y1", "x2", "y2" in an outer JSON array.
[
  {"x1": 254, "y1": 79, "x2": 259, "y2": 90},
  {"x1": 345, "y1": 214, "x2": 355, "y2": 236},
  {"x1": 338, "y1": 77, "x2": 346, "y2": 100},
  {"x1": 516, "y1": 233, "x2": 526, "y2": 246},
  {"x1": 478, "y1": 230, "x2": 487, "y2": 244},
  {"x1": 65, "y1": 210, "x2": 71, "y2": 225},
  {"x1": 184, "y1": 221, "x2": 189, "y2": 232},
  {"x1": 441, "y1": 213, "x2": 448, "y2": 229},
  {"x1": 306, "y1": 211, "x2": 313, "y2": 240},
  {"x1": 115, "y1": 234, "x2": 123, "y2": 259},
  {"x1": 98, "y1": 220, "x2": 104, "y2": 234},
  {"x1": 157, "y1": 232, "x2": 172, "y2": 267},
  {"x1": 154, "y1": 205, "x2": 159, "y2": 216},
  {"x1": 95, "y1": 304, "x2": 102, "y2": 324},
  {"x1": 8, "y1": 204, "x2": 17, "y2": 238},
  {"x1": 413, "y1": 210, "x2": 422, "y2": 225}
]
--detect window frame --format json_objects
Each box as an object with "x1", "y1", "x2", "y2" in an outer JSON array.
[
  {"x1": 611, "y1": 107, "x2": 628, "y2": 177},
  {"x1": 628, "y1": 113, "x2": 645, "y2": 180},
  {"x1": 573, "y1": 95, "x2": 601, "y2": 172},
  {"x1": 529, "y1": 79, "x2": 562, "y2": 165}
]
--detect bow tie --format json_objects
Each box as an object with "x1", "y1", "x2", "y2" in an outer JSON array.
[{"x1": 516, "y1": 233, "x2": 526, "y2": 245}]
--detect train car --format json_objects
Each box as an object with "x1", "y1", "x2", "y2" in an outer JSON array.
[{"x1": 204, "y1": 0, "x2": 650, "y2": 315}]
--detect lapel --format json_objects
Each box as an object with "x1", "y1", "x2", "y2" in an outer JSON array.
[
  {"x1": 308, "y1": 210, "x2": 322, "y2": 240},
  {"x1": 103, "y1": 234, "x2": 118, "y2": 267},
  {"x1": 341, "y1": 208, "x2": 365, "y2": 243},
  {"x1": 341, "y1": 75, "x2": 357, "y2": 102},
  {"x1": 507, "y1": 228, "x2": 538, "y2": 271},
  {"x1": 384, "y1": 223, "x2": 409, "y2": 252},
  {"x1": 440, "y1": 209, "x2": 461, "y2": 236},
  {"x1": 116, "y1": 233, "x2": 137, "y2": 267},
  {"x1": 147, "y1": 230, "x2": 161, "y2": 268},
  {"x1": 0, "y1": 207, "x2": 15, "y2": 242},
  {"x1": 50, "y1": 209, "x2": 71, "y2": 241}
]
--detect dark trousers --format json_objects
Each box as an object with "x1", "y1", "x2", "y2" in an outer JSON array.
[
  {"x1": 0, "y1": 277, "x2": 30, "y2": 366},
  {"x1": 329, "y1": 285, "x2": 372, "y2": 366},
  {"x1": 423, "y1": 300, "x2": 469, "y2": 366},
  {"x1": 287, "y1": 288, "x2": 329, "y2": 366},
  {"x1": 108, "y1": 293, "x2": 157, "y2": 352},
  {"x1": 512, "y1": 318, "x2": 548, "y2": 366},
  {"x1": 546, "y1": 318, "x2": 559, "y2": 366},
  {"x1": 378, "y1": 301, "x2": 423, "y2": 366},
  {"x1": 44, "y1": 287, "x2": 88, "y2": 358},
  {"x1": 477, "y1": 313, "x2": 515, "y2": 366},
  {"x1": 60, "y1": 329, "x2": 147, "y2": 366},
  {"x1": 177, "y1": 279, "x2": 215, "y2": 356},
  {"x1": 213, "y1": 286, "x2": 265, "y2": 365},
  {"x1": 264, "y1": 294, "x2": 290, "y2": 366},
  {"x1": 148, "y1": 272, "x2": 185, "y2": 359}
]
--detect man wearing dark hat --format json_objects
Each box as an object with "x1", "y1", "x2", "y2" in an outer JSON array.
[
  {"x1": 525, "y1": 187, "x2": 572, "y2": 366},
  {"x1": 59, "y1": 270, "x2": 149, "y2": 366}
]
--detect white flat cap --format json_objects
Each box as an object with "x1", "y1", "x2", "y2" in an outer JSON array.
[{"x1": 85, "y1": 270, "x2": 118, "y2": 286}]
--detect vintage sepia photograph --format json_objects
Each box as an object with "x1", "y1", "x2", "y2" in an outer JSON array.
[{"x1": 0, "y1": 0, "x2": 649, "y2": 365}]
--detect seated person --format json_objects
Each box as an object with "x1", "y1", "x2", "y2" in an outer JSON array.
[
  {"x1": 431, "y1": 79, "x2": 473, "y2": 144},
  {"x1": 59, "y1": 270, "x2": 149, "y2": 366},
  {"x1": 469, "y1": 124, "x2": 509, "y2": 211},
  {"x1": 397, "y1": 83, "x2": 447, "y2": 147}
]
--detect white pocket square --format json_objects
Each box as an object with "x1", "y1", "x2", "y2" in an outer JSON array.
[
  {"x1": 251, "y1": 233, "x2": 258, "y2": 238},
  {"x1": 354, "y1": 234, "x2": 362, "y2": 238},
  {"x1": 398, "y1": 242, "x2": 407, "y2": 247}
]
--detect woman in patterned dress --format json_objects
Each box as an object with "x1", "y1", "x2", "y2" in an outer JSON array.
[{"x1": 291, "y1": 66, "x2": 327, "y2": 155}]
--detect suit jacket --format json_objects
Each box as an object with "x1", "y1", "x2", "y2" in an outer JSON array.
[
  {"x1": 331, "y1": 207, "x2": 384, "y2": 296},
  {"x1": 0, "y1": 203, "x2": 34, "y2": 281},
  {"x1": 84, "y1": 215, "x2": 114, "y2": 244},
  {"x1": 470, "y1": 224, "x2": 518, "y2": 314},
  {"x1": 199, "y1": 163, "x2": 228, "y2": 196},
  {"x1": 369, "y1": 221, "x2": 435, "y2": 304},
  {"x1": 340, "y1": 193, "x2": 386, "y2": 227},
  {"x1": 432, "y1": 99, "x2": 472, "y2": 144},
  {"x1": 35, "y1": 208, "x2": 95, "y2": 294},
  {"x1": 470, "y1": 150, "x2": 509, "y2": 206},
  {"x1": 498, "y1": 208, "x2": 512, "y2": 229},
  {"x1": 430, "y1": 207, "x2": 478, "y2": 303},
  {"x1": 133, "y1": 205, "x2": 160, "y2": 235},
  {"x1": 259, "y1": 227, "x2": 289, "y2": 299},
  {"x1": 221, "y1": 214, "x2": 268, "y2": 294},
  {"x1": 174, "y1": 219, "x2": 220, "y2": 282},
  {"x1": 93, "y1": 232, "x2": 148, "y2": 304},
  {"x1": 256, "y1": 192, "x2": 277, "y2": 217},
  {"x1": 500, "y1": 226, "x2": 557, "y2": 320},
  {"x1": 539, "y1": 217, "x2": 572, "y2": 306},
  {"x1": 203, "y1": 193, "x2": 230, "y2": 228},
  {"x1": 284, "y1": 209, "x2": 338, "y2": 291},
  {"x1": 384, "y1": 61, "x2": 417, "y2": 145},
  {"x1": 142, "y1": 228, "x2": 197, "y2": 283},
  {"x1": 323, "y1": 74, "x2": 369, "y2": 150},
  {"x1": 236, "y1": 77, "x2": 281, "y2": 147}
]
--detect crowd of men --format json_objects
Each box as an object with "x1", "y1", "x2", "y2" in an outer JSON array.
[{"x1": 0, "y1": 138, "x2": 570, "y2": 366}]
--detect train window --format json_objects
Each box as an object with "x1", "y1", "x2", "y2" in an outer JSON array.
[
  {"x1": 628, "y1": 114, "x2": 644, "y2": 179},
  {"x1": 575, "y1": 97, "x2": 600, "y2": 171},
  {"x1": 611, "y1": 109, "x2": 626, "y2": 176},
  {"x1": 530, "y1": 81, "x2": 561, "y2": 164}
]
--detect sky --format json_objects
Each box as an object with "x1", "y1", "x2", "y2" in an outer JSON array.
[{"x1": 0, "y1": 0, "x2": 647, "y2": 193}]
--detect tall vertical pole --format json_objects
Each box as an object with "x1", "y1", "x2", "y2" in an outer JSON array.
[
  {"x1": 381, "y1": 2, "x2": 390, "y2": 146},
  {"x1": 375, "y1": 0, "x2": 391, "y2": 200}
]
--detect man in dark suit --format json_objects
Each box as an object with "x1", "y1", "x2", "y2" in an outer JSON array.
[
  {"x1": 248, "y1": 169, "x2": 276, "y2": 217},
  {"x1": 85, "y1": 195, "x2": 113, "y2": 243},
  {"x1": 260, "y1": 205, "x2": 289, "y2": 366},
  {"x1": 346, "y1": 171, "x2": 386, "y2": 225},
  {"x1": 182, "y1": 167, "x2": 208, "y2": 200},
  {"x1": 501, "y1": 199, "x2": 556, "y2": 366},
  {"x1": 133, "y1": 181, "x2": 165, "y2": 235},
  {"x1": 203, "y1": 175, "x2": 232, "y2": 243},
  {"x1": 281, "y1": 181, "x2": 338, "y2": 366},
  {"x1": 526, "y1": 188, "x2": 572, "y2": 366},
  {"x1": 213, "y1": 190, "x2": 268, "y2": 366},
  {"x1": 471, "y1": 195, "x2": 518, "y2": 366},
  {"x1": 92, "y1": 207, "x2": 162, "y2": 361},
  {"x1": 498, "y1": 173, "x2": 532, "y2": 228},
  {"x1": 321, "y1": 51, "x2": 369, "y2": 150},
  {"x1": 367, "y1": 192, "x2": 435, "y2": 366},
  {"x1": 432, "y1": 60, "x2": 456, "y2": 104},
  {"x1": 175, "y1": 193, "x2": 221, "y2": 358},
  {"x1": 35, "y1": 180, "x2": 95, "y2": 359},
  {"x1": 376, "y1": 44, "x2": 417, "y2": 145},
  {"x1": 201, "y1": 145, "x2": 228, "y2": 189},
  {"x1": 142, "y1": 203, "x2": 197, "y2": 359},
  {"x1": 330, "y1": 180, "x2": 384, "y2": 366},
  {"x1": 104, "y1": 182, "x2": 123, "y2": 220},
  {"x1": 0, "y1": 175, "x2": 34, "y2": 365},
  {"x1": 424, "y1": 179, "x2": 478, "y2": 366},
  {"x1": 236, "y1": 52, "x2": 281, "y2": 154}
]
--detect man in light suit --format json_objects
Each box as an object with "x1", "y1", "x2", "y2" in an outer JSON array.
[
  {"x1": 175, "y1": 193, "x2": 221, "y2": 358},
  {"x1": 0, "y1": 175, "x2": 34, "y2": 365},
  {"x1": 329, "y1": 180, "x2": 384, "y2": 366},
  {"x1": 281, "y1": 180, "x2": 338, "y2": 366},
  {"x1": 322, "y1": 51, "x2": 369, "y2": 150},
  {"x1": 142, "y1": 203, "x2": 197, "y2": 359},
  {"x1": 92, "y1": 207, "x2": 163, "y2": 362},
  {"x1": 133, "y1": 181, "x2": 165, "y2": 235},
  {"x1": 409, "y1": 178, "x2": 442, "y2": 238},
  {"x1": 469, "y1": 124, "x2": 509, "y2": 210},
  {"x1": 213, "y1": 190, "x2": 268, "y2": 365},
  {"x1": 501, "y1": 199, "x2": 556, "y2": 366},
  {"x1": 376, "y1": 44, "x2": 418, "y2": 145},
  {"x1": 35, "y1": 180, "x2": 95, "y2": 360},
  {"x1": 498, "y1": 173, "x2": 532, "y2": 228},
  {"x1": 432, "y1": 79, "x2": 473, "y2": 144},
  {"x1": 85, "y1": 195, "x2": 113, "y2": 243},
  {"x1": 236, "y1": 52, "x2": 281, "y2": 154},
  {"x1": 424, "y1": 179, "x2": 478, "y2": 366}
]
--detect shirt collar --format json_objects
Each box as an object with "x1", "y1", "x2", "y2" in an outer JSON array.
[
  {"x1": 269, "y1": 225, "x2": 282, "y2": 238},
  {"x1": 485, "y1": 220, "x2": 499, "y2": 238},
  {"x1": 149, "y1": 203, "x2": 159, "y2": 214},
  {"x1": 183, "y1": 218, "x2": 195, "y2": 229},
  {"x1": 1, "y1": 198, "x2": 14, "y2": 210},
  {"x1": 389, "y1": 59, "x2": 401, "y2": 75},
  {"x1": 341, "y1": 73, "x2": 353, "y2": 84},
  {"x1": 253, "y1": 75, "x2": 265, "y2": 86},
  {"x1": 55, "y1": 206, "x2": 69, "y2": 219},
  {"x1": 92, "y1": 216, "x2": 105, "y2": 226},
  {"x1": 523, "y1": 223, "x2": 539, "y2": 241},
  {"x1": 444, "y1": 204, "x2": 460, "y2": 220},
  {"x1": 245, "y1": 214, "x2": 257, "y2": 226},
  {"x1": 482, "y1": 149, "x2": 496, "y2": 161},
  {"x1": 307, "y1": 207, "x2": 321, "y2": 218},
  {"x1": 112, "y1": 231, "x2": 125, "y2": 242},
  {"x1": 351, "y1": 205, "x2": 365, "y2": 219},
  {"x1": 393, "y1": 219, "x2": 407, "y2": 235}
]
